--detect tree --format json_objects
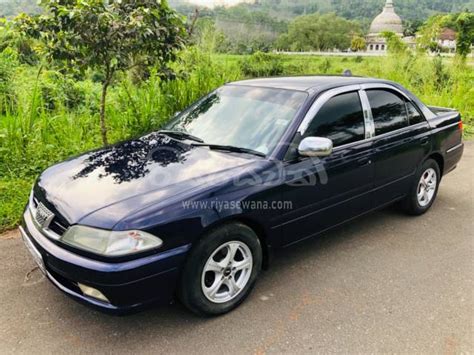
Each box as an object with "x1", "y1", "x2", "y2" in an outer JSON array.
[
  {"x1": 382, "y1": 31, "x2": 408, "y2": 54},
  {"x1": 455, "y1": 12, "x2": 474, "y2": 58},
  {"x1": 416, "y1": 14, "x2": 450, "y2": 53},
  {"x1": 0, "y1": 19, "x2": 38, "y2": 64},
  {"x1": 416, "y1": 12, "x2": 473, "y2": 58},
  {"x1": 277, "y1": 13, "x2": 359, "y2": 51},
  {"x1": 403, "y1": 19, "x2": 423, "y2": 37},
  {"x1": 351, "y1": 36, "x2": 366, "y2": 52},
  {"x1": 16, "y1": 0, "x2": 187, "y2": 146}
]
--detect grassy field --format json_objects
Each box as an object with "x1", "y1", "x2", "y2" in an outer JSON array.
[{"x1": 0, "y1": 50, "x2": 473, "y2": 232}]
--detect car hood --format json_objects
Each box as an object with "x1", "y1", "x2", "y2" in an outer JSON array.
[{"x1": 36, "y1": 132, "x2": 262, "y2": 227}]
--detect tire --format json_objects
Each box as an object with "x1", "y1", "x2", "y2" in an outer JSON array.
[
  {"x1": 178, "y1": 223, "x2": 262, "y2": 316},
  {"x1": 402, "y1": 159, "x2": 441, "y2": 215}
]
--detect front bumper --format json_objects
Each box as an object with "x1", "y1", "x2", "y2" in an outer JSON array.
[{"x1": 21, "y1": 208, "x2": 190, "y2": 314}]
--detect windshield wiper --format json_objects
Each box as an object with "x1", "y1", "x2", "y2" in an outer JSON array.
[
  {"x1": 158, "y1": 130, "x2": 204, "y2": 143},
  {"x1": 191, "y1": 143, "x2": 266, "y2": 158}
]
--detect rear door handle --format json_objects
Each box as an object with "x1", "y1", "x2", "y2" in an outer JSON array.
[
  {"x1": 420, "y1": 137, "x2": 429, "y2": 146},
  {"x1": 357, "y1": 157, "x2": 372, "y2": 166}
]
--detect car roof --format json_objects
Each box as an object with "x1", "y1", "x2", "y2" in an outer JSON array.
[{"x1": 230, "y1": 76, "x2": 391, "y2": 93}]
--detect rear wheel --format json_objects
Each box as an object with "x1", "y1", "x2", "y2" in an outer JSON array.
[
  {"x1": 178, "y1": 223, "x2": 262, "y2": 316},
  {"x1": 402, "y1": 159, "x2": 440, "y2": 215}
]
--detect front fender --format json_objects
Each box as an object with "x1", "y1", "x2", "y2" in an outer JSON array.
[{"x1": 113, "y1": 197, "x2": 222, "y2": 253}]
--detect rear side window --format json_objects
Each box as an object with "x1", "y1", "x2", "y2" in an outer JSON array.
[
  {"x1": 406, "y1": 102, "x2": 425, "y2": 125},
  {"x1": 367, "y1": 90, "x2": 408, "y2": 135},
  {"x1": 305, "y1": 92, "x2": 365, "y2": 147}
]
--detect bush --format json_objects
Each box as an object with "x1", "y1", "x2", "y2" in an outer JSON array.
[
  {"x1": 240, "y1": 51, "x2": 283, "y2": 77},
  {"x1": 319, "y1": 58, "x2": 332, "y2": 73},
  {"x1": 39, "y1": 79, "x2": 58, "y2": 111},
  {"x1": 61, "y1": 79, "x2": 87, "y2": 110},
  {"x1": 38, "y1": 71, "x2": 88, "y2": 111},
  {"x1": 432, "y1": 57, "x2": 451, "y2": 90}
]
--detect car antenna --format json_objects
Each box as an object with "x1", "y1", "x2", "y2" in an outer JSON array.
[{"x1": 342, "y1": 69, "x2": 353, "y2": 77}]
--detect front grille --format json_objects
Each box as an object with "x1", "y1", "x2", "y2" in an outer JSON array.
[{"x1": 32, "y1": 188, "x2": 71, "y2": 237}]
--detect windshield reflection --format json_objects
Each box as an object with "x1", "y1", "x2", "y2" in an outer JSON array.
[
  {"x1": 73, "y1": 133, "x2": 191, "y2": 183},
  {"x1": 166, "y1": 85, "x2": 308, "y2": 156}
]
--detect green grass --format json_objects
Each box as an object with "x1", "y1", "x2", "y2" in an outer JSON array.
[
  {"x1": 0, "y1": 50, "x2": 473, "y2": 232},
  {"x1": 0, "y1": 178, "x2": 33, "y2": 231}
]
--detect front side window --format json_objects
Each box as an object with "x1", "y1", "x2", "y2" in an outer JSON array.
[
  {"x1": 166, "y1": 86, "x2": 308, "y2": 156},
  {"x1": 304, "y1": 92, "x2": 365, "y2": 147},
  {"x1": 367, "y1": 89, "x2": 408, "y2": 135}
]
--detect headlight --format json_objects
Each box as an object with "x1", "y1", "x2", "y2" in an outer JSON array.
[{"x1": 61, "y1": 226, "x2": 163, "y2": 257}]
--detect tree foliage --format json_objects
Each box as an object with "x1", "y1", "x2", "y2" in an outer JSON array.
[
  {"x1": 0, "y1": 18, "x2": 38, "y2": 64},
  {"x1": 16, "y1": 0, "x2": 187, "y2": 145},
  {"x1": 276, "y1": 13, "x2": 359, "y2": 51},
  {"x1": 4, "y1": 0, "x2": 474, "y2": 22},
  {"x1": 351, "y1": 36, "x2": 367, "y2": 52},
  {"x1": 382, "y1": 31, "x2": 408, "y2": 54},
  {"x1": 455, "y1": 12, "x2": 474, "y2": 58},
  {"x1": 417, "y1": 14, "x2": 451, "y2": 51},
  {"x1": 168, "y1": 0, "x2": 474, "y2": 22},
  {"x1": 417, "y1": 12, "x2": 474, "y2": 58},
  {"x1": 181, "y1": 4, "x2": 287, "y2": 54}
]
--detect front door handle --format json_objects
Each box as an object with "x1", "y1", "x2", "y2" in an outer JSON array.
[{"x1": 420, "y1": 137, "x2": 429, "y2": 146}]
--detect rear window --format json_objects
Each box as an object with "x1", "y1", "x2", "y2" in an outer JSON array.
[
  {"x1": 406, "y1": 101, "x2": 426, "y2": 125},
  {"x1": 367, "y1": 89, "x2": 408, "y2": 135}
]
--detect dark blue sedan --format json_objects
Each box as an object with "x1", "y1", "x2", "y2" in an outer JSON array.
[{"x1": 21, "y1": 76, "x2": 464, "y2": 316}]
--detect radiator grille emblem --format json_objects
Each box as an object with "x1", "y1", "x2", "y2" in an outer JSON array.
[{"x1": 35, "y1": 203, "x2": 55, "y2": 228}]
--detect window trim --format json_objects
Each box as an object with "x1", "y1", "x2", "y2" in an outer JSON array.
[
  {"x1": 359, "y1": 89, "x2": 375, "y2": 139},
  {"x1": 330, "y1": 121, "x2": 428, "y2": 153},
  {"x1": 302, "y1": 90, "x2": 368, "y2": 147},
  {"x1": 298, "y1": 85, "x2": 368, "y2": 136},
  {"x1": 364, "y1": 85, "x2": 427, "y2": 135},
  {"x1": 293, "y1": 83, "x2": 428, "y2": 155},
  {"x1": 360, "y1": 83, "x2": 412, "y2": 101},
  {"x1": 297, "y1": 83, "x2": 413, "y2": 138}
]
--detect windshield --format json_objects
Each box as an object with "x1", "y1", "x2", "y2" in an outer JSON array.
[{"x1": 165, "y1": 85, "x2": 308, "y2": 156}]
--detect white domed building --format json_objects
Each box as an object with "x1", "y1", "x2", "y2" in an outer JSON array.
[{"x1": 366, "y1": 0, "x2": 406, "y2": 52}]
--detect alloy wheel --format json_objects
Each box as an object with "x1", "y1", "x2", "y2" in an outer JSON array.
[
  {"x1": 417, "y1": 168, "x2": 437, "y2": 207},
  {"x1": 201, "y1": 241, "x2": 253, "y2": 304}
]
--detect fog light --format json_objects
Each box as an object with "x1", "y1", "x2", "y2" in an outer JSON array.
[{"x1": 78, "y1": 283, "x2": 110, "y2": 303}]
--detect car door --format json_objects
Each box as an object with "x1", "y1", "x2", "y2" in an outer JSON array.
[
  {"x1": 274, "y1": 88, "x2": 375, "y2": 246},
  {"x1": 363, "y1": 85, "x2": 431, "y2": 207}
]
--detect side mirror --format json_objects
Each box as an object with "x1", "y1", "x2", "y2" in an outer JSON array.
[{"x1": 298, "y1": 137, "x2": 333, "y2": 157}]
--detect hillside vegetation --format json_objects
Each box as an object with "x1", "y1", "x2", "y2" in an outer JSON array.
[
  {"x1": 0, "y1": 47, "x2": 472, "y2": 232},
  {"x1": 0, "y1": 0, "x2": 473, "y2": 232},
  {"x1": 4, "y1": 0, "x2": 474, "y2": 22},
  {"x1": 171, "y1": 0, "x2": 474, "y2": 22}
]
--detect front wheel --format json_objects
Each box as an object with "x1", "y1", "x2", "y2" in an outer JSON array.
[
  {"x1": 402, "y1": 159, "x2": 441, "y2": 215},
  {"x1": 178, "y1": 223, "x2": 262, "y2": 316}
]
